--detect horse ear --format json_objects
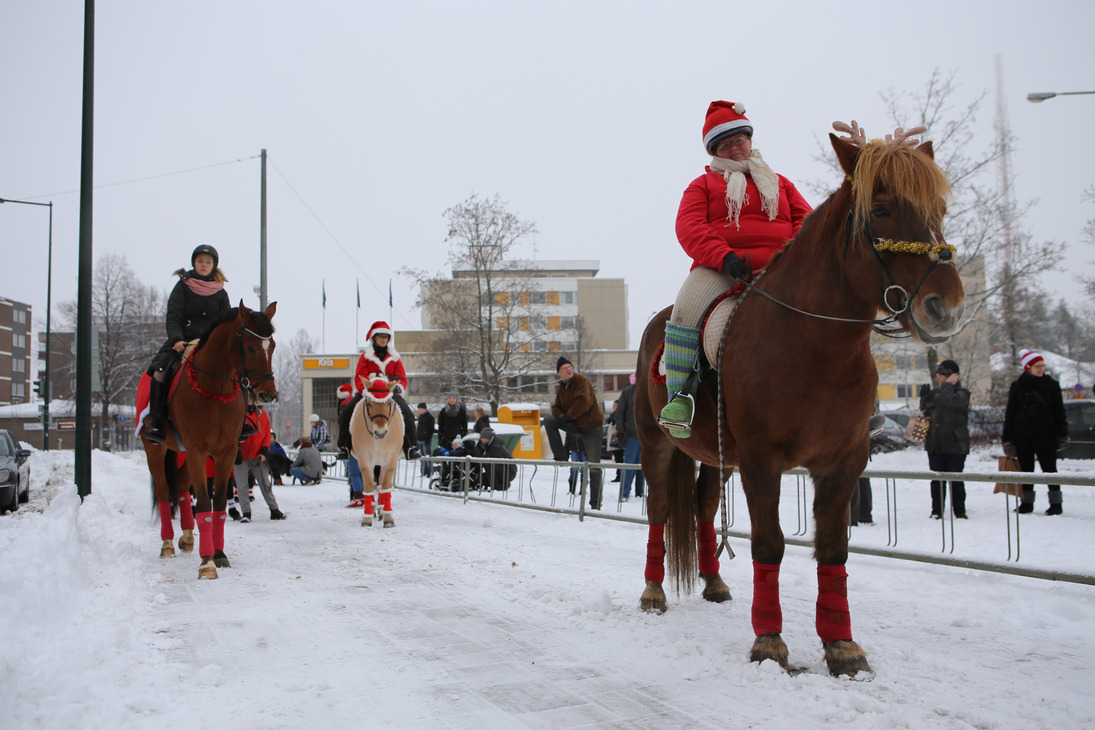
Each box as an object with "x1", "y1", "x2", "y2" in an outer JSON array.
[
  {"x1": 356, "y1": 374, "x2": 367, "y2": 392},
  {"x1": 264, "y1": 301, "x2": 277, "y2": 319},
  {"x1": 916, "y1": 140, "x2": 935, "y2": 159},
  {"x1": 237, "y1": 299, "x2": 250, "y2": 314},
  {"x1": 387, "y1": 381, "x2": 398, "y2": 392},
  {"x1": 829, "y1": 133, "x2": 859, "y2": 177}
]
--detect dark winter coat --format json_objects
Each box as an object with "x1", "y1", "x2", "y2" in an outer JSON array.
[
  {"x1": 615, "y1": 383, "x2": 638, "y2": 439},
  {"x1": 551, "y1": 373, "x2": 604, "y2": 431},
  {"x1": 474, "y1": 415, "x2": 491, "y2": 433},
  {"x1": 165, "y1": 271, "x2": 231, "y2": 346},
  {"x1": 1003, "y1": 372, "x2": 1067, "y2": 446},
  {"x1": 919, "y1": 380, "x2": 970, "y2": 455},
  {"x1": 416, "y1": 410, "x2": 436, "y2": 442},
  {"x1": 473, "y1": 434, "x2": 517, "y2": 489},
  {"x1": 437, "y1": 403, "x2": 468, "y2": 445}
]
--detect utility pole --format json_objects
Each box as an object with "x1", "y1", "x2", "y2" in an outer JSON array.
[{"x1": 260, "y1": 148, "x2": 268, "y2": 310}]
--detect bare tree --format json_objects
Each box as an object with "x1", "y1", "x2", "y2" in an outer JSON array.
[
  {"x1": 58, "y1": 253, "x2": 164, "y2": 448},
  {"x1": 404, "y1": 193, "x2": 548, "y2": 413},
  {"x1": 264, "y1": 327, "x2": 317, "y2": 444}
]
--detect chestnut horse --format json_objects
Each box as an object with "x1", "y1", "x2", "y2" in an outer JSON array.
[
  {"x1": 142, "y1": 302, "x2": 277, "y2": 579},
  {"x1": 636, "y1": 124, "x2": 965, "y2": 677},
  {"x1": 349, "y1": 377, "x2": 403, "y2": 528}
]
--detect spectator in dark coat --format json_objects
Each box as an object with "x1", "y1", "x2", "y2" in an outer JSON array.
[
  {"x1": 920, "y1": 359, "x2": 971, "y2": 519},
  {"x1": 437, "y1": 392, "x2": 468, "y2": 446},
  {"x1": 543, "y1": 356, "x2": 605, "y2": 509},
  {"x1": 1003, "y1": 349, "x2": 1069, "y2": 515},
  {"x1": 473, "y1": 407, "x2": 491, "y2": 433},
  {"x1": 615, "y1": 374, "x2": 645, "y2": 500},
  {"x1": 416, "y1": 403, "x2": 435, "y2": 477},
  {"x1": 472, "y1": 427, "x2": 517, "y2": 491}
]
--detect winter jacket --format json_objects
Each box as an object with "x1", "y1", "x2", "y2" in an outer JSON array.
[
  {"x1": 290, "y1": 444, "x2": 324, "y2": 479},
  {"x1": 919, "y1": 381, "x2": 970, "y2": 455},
  {"x1": 551, "y1": 373, "x2": 604, "y2": 431},
  {"x1": 353, "y1": 341, "x2": 408, "y2": 394},
  {"x1": 1003, "y1": 372, "x2": 1067, "y2": 446},
  {"x1": 616, "y1": 383, "x2": 638, "y2": 439},
  {"x1": 416, "y1": 410, "x2": 435, "y2": 442},
  {"x1": 239, "y1": 408, "x2": 272, "y2": 460},
  {"x1": 473, "y1": 434, "x2": 517, "y2": 487},
  {"x1": 676, "y1": 169, "x2": 812, "y2": 272},
  {"x1": 165, "y1": 271, "x2": 231, "y2": 345},
  {"x1": 309, "y1": 419, "x2": 330, "y2": 451},
  {"x1": 474, "y1": 415, "x2": 491, "y2": 433},
  {"x1": 437, "y1": 403, "x2": 468, "y2": 445}
]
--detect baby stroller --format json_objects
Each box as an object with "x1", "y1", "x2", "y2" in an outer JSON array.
[{"x1": 428, "y1": 435, "x2": 482, "y2": 492}]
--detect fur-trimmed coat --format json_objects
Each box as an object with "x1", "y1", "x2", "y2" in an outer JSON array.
[{"x1": 353, "y1": 342, "x2": 408, "y2": 394}]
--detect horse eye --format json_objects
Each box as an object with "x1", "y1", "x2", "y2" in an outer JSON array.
[{"x1": 872, "y1": 206, "x2": 889, "y2": 218}]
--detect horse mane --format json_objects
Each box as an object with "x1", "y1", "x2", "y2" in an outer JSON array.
[
  {"x1": 194, "y1": 307, "x2": 275, "y2": 349},
  {"x1": 850, "y1": 142, "x2": 950, "y2": 232}
]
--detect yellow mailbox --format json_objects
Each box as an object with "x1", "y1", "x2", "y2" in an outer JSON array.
[{"x1": 497, "y1": 403, "x2": 542, "y2": 460}]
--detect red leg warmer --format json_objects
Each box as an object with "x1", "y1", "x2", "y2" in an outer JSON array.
[
  {"x1": 178, "y1": 495, "x2": 195, "y2": 531},
  {"x1": 378, "y1": 491, "x2": 392, "y2": 512},
  {"x1": 644, "y1": 523, "x2": 666, "y2": 583},
  {"x1": 363, "y1": 494, "x2": 375, "y2": 514},
  {"x1": 213, "y1": 510, "x2": 227, "y2": 552},
  {"x1": 158, "y1": 501, "x2": 174, "y2": 541},
  {"x1": 816, "y1": 564, "x2": 853, "y2": 642},
  {"x1": 752, "y1": 561, "x2": 783, "y2": 636},
  {"x1": 197, "y1": 512, "x2": 214, "y2": 557},
  {"x1": 697, "y1": 521, "x2": 718, "y2": 575}
]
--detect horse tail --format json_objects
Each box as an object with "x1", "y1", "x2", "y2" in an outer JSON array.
[
  {"x1": 665, "y1": 446, "x2": 699, "y2": 598},
  {"x1": 148, "y1": 450, "x2": 180, "y2": 519}
]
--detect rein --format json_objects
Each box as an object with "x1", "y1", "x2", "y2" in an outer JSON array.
[
  {"x1": 182, "y1": 324, "x2": 275, "y2": 402},
  {"x1": 362, "y1": 399, "x2": 396, "y2": 440}
]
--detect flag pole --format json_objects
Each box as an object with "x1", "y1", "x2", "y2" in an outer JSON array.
[
  {"x1": 321, "y1": 278, "x2": 326, "y2": 352},
  {"x1": 355, "y1": 278, "x2": 360, "y2": 350},
  {"x1": 388, "y1": 279, "x2": 393, "y2": 327}
]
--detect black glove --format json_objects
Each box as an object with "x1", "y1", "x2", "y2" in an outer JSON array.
[
  {"x1": 555, "y1": 413, "x2": 576, "y2": 433},
  {"x1": 721, "y1": 251, "x2": 751, "y2": 281}
]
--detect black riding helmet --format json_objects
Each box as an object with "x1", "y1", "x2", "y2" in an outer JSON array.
[{"x1": 191, "y1": 244, "x2": 219, "y2": 270}]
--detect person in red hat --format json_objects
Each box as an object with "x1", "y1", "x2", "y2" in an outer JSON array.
[
  {"x1": 1003, "y1": 348, "x2": 1068, "y2": 515},
  {"x1": 335, "y1": 321, "x2": 421, "y2": 461},
  {"x1": 659, "y1": 101, "x2": 813, "y2": 437}
]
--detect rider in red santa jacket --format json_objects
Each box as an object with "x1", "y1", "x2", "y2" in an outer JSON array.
[{"x1": 335, "y1": 321, "x2": 421, "y2": 461}]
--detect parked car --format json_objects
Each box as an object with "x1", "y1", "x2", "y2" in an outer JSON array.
[
  {"x1": 870, "y1": 416, "x2": 916, "y2": 454},
  {"x1": 1060, "y1": 399, "x2": 1095, "y2": 460},
  {"x1": 968, "y1": 406, "x2": 1005, "y2": 448},
  {"x1": 0, "y1": 429, "x2": 32, "y2": 513}
]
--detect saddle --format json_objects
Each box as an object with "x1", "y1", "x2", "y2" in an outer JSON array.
[{"x1": 653, "y1": 285, "x2": 747, "y2": 398}]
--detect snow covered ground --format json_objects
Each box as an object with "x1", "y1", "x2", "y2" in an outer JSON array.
[{"x1": 2, "y1": 445, "x2": 1094, "y2": 729}]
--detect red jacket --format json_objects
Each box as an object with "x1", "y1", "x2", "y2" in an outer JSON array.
[
  {"x1": 676, "y1": 169, "x2": 812, "y2": 272},
  {"x1": 353, "y1": 342, "x2": 408, "y2": 394},
  {"x1": 239, "y1": 408, "x2": 272, "y2": 460}
]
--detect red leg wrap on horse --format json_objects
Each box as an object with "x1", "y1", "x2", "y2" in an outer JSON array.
[
  {"x1": 644, "y1": 523, "x2": 666, "y2": 583},
  {"x1": 752, "y1": 561, "x2": 783, "y2": 636},
  {"x1": 363, "y1": 494, "x2": 375, "y2": 513},
  {"x1": 378, "y1": 491, "x2": 392, "y2": 512},
  {"x1": 158, "y1": 501, "x2": 174, "y2": 540},
  {"x1": 197, "y1": 512, "x2": 214, "y2": 557},
  {"x1": 213, "y1": 510, "x2": 227, "y2": 552},
  {"x1": 697, "y1": 521, "x2": 718, "y2": 575},
  {"x1": 178, "y1": 495, "x2": 195, "y2": 531},
  {"x1": 816, "y1": 564, "x2": 853, "y2": 642}
]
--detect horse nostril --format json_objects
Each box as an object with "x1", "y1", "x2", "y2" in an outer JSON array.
[{"x1": 921, "y1": 294, "x2": 943, "y2": 324}]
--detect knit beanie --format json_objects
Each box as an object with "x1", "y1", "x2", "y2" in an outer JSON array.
[
  {"x1": 1019, "y1": 349, "x2": 1044, "y2": 371},
  {"x1": 936, "y1": 360, "x2": 959, "y2": 376},
  {"x1": 703, "y1": 101, "x2": 753, "y2": 154},
  {"x1": 556, "y1": 356, "x2": 573, "y2": 372}
]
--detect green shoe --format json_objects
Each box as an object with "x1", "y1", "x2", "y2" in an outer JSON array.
[{"x1": 659, "y1": 394, "x2": 694, "y2": 438}]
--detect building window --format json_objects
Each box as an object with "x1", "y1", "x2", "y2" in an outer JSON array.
[
  {"x1": 560, "y1": 316, "x2": 576, "y2": 329},
  {"x1": 13, "y1": 333, "x2": 26, "y2": 349},
  {"x1": 560, "y1": 291, "x2": 576, "y2": 305},
  {"x1": 896, "y1": 384, "x2": 916, "y2": 398},
  {"x1": 494, "y1": 292, "x2": 510, "y2": 306},
  {"x1": 546, "y1": 291, "x2": 560, "y2": 305},
  {"x1": 12, "y1": 359, "x2": 25, "y2": 374},
  {"x1": 531, "y1": 291, "x2": 546, "y2": 304},
  {"x1": 14, "y1": 310, "x2": 26, "y2": 325}
]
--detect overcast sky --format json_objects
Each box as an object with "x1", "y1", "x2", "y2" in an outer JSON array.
[{"x1": 2, "y1": 1, "x2": 1092, "y2": 358}]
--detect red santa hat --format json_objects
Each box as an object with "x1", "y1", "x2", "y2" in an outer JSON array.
[
  {"x1": 1019, "y1": 348, "x2": 1044, "y2": 371},
  {"x1": 336, "y1": 383, "x2": 353, "y2": 400},
  {"x1": 364, "y1": 377, "x2": 395, "y2": 403},
  {"x1": 366, "y1": 321, "x2": 393, "y2": 342},
  {"x1": 702, "y1": 101, "x2": 753, "y2": 154}
]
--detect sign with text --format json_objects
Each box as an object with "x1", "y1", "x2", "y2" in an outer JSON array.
[{"x1": 303, "y1": 358, "x2": 351, "y2": 369}]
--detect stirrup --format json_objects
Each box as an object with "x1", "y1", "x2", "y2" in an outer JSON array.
[
  {"x1": 658, "y1": 392, "x2": 695, "y2": 430},
  {"x1": 868, "y1": 414, "x2": 886, "y2": 438}
]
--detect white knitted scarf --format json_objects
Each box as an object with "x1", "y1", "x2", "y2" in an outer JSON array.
[{"x1": 709, "y1": 149, "x2": 780, "y2": 228}]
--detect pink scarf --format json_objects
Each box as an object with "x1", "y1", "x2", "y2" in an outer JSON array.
[{"x1": 183, "y1": 277, "x2": 224, "y2": 296}]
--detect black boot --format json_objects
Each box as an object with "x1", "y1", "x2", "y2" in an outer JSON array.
[
  {"x1": 145, "y1": 377, "x2": 167, "y2": 444},
  {"x1": 336, "y1": 394, "x2": 360, "y2": 459}
]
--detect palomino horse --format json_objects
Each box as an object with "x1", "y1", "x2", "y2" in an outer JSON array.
[
  {"x1": 350, "y1": 377, "x2": 404, "y2": 528},
  {"x1": 636, "y1": 124, "x2": 965, "y2": 677},
  {"x1": 141, "y1": 302, "x2": 277, "y2": 579}
]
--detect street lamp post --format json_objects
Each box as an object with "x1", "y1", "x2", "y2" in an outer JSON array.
[
  {"x1": 0, "y1": 197, "x2": 54, "y2": 450},
  {"x1": 1027, "y1": 90, "x2": 1095, "y2": 103}
]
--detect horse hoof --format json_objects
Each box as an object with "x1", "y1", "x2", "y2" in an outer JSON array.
[
  {"x1": 382, "y1": 514, "x2": 395, "y2": 528},
  {"x1": 823, "y1": 640, "x2": 872, "y2": 678},
  {"x1": 212, "y1": 550, "x2": 231, "y2": 569},
  {"x1": 749, "y1": 634, "x2": 789, "y2": 670},
  {"x1": 361, "y1": 517, "x2": 373, "y2": 527},
  {"x1": 640, "y1": 580, "x2": 667, "y2": 614},
  {"x1": 198, "y1": 558, "x2": 218, "y2": 580},
  {"x1": 178, "y1": 530, "x2": 195, "y2": 553},
  {"x1": 701, "y1": 573, "x2": 732, "y2": 603},
  {"x1": 160, "y1": 540, "x2": 176, "y2": 559}
]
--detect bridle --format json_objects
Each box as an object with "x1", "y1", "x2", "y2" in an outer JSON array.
[
  {"x1": 734, "y1": 208, "x2": 956, "y2": 338},
  {"x1": 183, "y1": 324, "x2": 276, "y2": 402},
  {"x1": 362, "y1": 398, "x2": 396, "y2": 440}
]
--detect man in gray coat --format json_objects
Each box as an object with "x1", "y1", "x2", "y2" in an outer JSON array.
[{"x1": 919, "y1": 359, "x2": 970, "y2": 519}]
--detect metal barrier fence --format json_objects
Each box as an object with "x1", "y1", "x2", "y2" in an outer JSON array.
[{"x1": 302, "y1": 450, "x2": 1095, "y2": 585}]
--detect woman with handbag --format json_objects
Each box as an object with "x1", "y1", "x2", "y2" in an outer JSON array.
[{"x1": 919, "y1": 359, "x2": 971, "y2": 519}]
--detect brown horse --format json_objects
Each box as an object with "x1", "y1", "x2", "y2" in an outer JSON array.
[
  {"x1": 348, "y1": 380, "x2": 405, "y2": 527},
  {"x1": 350, "y1": 377, "x2": 404, "y2": 527},
  {"x1": 636, "y1": 125, "x2": 965, "y2": 677},
  {"x1": 142, "y1": 302, "x2": 278, "y2": 579}
]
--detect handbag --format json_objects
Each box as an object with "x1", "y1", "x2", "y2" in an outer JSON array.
[
  {"x1": 904, "y1": 412, "x2": 930, "y2": 442},
  {"x1": 994, "y1": 456, "x2": 1024, "y2": 497}
]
